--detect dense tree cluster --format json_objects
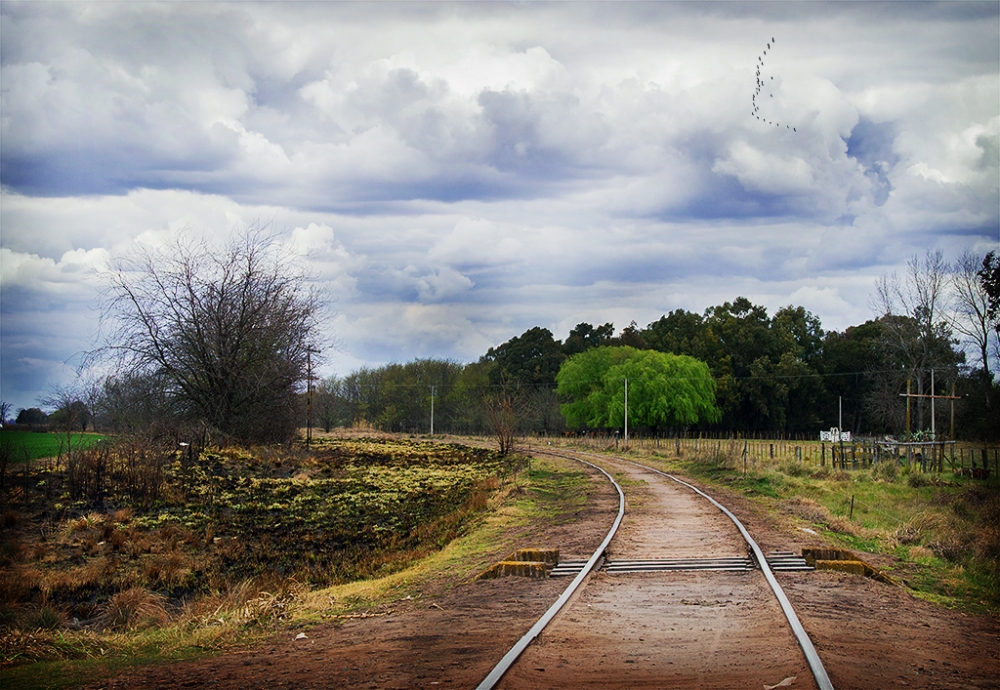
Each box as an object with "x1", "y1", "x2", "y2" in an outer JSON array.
[{"x1": 310, "y1": 252, "x2": 998, "y2": 441}]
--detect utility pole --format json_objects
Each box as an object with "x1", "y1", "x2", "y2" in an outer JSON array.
[
  {"x1": 429, "y1": 385, "x2": 436, "y2": 436},
  {"x1": 931, "y1": 369, "x2": 936, "y2": 440},
  {"x1": 624, "y1": 378, "x2": 629, "y2": 448},
  {"x1": 898, "y1": 372, "x2": 960, "y2": 439},
  {"x1": 838, "y1": 395, "x2": 842, "y2": 433},
  {"x1": 905, "y1": 379, "x2": 911, "y2": 438},
  {"x1": 306, "y1": 348, "x2": 314, "y2": 447},
  {"x1": 950, "y1": 382, "x2": 956, "y2": 439}
]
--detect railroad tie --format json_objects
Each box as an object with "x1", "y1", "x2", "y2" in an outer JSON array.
[{"x1": 550, "y1": 552, "x2": 813, "y2": 577}]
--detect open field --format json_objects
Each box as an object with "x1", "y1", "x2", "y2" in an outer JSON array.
[
  {"x1": 0, "y1": 431, "x2": 108, "y2": 462},
  {"x1": 0, "y1": 436, "x2": 535, "y2": 685}
]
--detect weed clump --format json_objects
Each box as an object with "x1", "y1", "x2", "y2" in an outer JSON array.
[
  {"x1": 780, "y1": 496, "x2": 866, "y2": 536},
  {"x1": 93, "y1": 588, "x2": 170, "y2": 631},
  {"x1": 777, "y1": 460, "x2": 808, "y2": 477},
  {"x1": 28, "y1": 606, "x2": 64, "y2": 631},
  {"x1": 871, "y1": 460, "x2": 898, "y2": 483}
]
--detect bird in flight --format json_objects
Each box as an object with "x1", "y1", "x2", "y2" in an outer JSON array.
[{"x1": 750, "y1": 36, "x2": 796, "y2": 132}]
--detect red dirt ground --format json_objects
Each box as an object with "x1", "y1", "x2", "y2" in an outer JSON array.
[{"x1": 82, "y1": 451, "x2": 999, "y2": 690}]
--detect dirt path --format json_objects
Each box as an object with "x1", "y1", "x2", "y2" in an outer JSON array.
[{"x1": 495, "y1": 454, "x2": 816, "y2": 690}]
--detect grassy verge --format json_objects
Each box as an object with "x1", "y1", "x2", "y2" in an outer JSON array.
[
  {"x1": 2, "y1": 451, "x2": 592, "y2": 690},
  {"x1": 549, "y1": 437, "x2": 999, "y2": 614}
]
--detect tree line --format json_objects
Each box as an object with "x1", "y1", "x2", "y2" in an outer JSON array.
[
  {"x1": 3, "y1": 237, "x2": 997, "y2": 445},
  {"x1": 311, "y1": 250, "x2": 999, "y2": 441}
]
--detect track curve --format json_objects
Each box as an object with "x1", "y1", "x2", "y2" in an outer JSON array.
[
  {"x1": 481, "y1": 447, "x2": 834, "y2": 690},
  {"x1": 475, "y1": 455, "x2": 626, "y2": 690}
]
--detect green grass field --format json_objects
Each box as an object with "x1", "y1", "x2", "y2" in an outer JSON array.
[{"x1": 0, "y1": 430, "x2": 107, "y2": 461}]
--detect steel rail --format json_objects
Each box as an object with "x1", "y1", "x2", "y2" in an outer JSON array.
[
  {"x1": 476, "y1": 446, "x2": 834, "y2": 690},
  {"x1": 474, "y1": 454, "x2": 625, "y2": 690},
  {"x1": 608, "y1": 454, "x2": 836, "y2": 690}
]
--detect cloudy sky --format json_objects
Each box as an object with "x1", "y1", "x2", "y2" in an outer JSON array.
[{"x1": 1, "y1": 1, "x2": 998, "y2": 413}]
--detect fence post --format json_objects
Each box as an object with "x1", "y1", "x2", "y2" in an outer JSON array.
[{"x1": 821, "y1": 443, "x2": 826, "y2": 467}]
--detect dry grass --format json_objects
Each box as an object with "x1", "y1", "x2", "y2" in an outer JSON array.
[
  {"x1": 142, "y1": 552, "x2": 193, "y2": 589},
  {"x1": 93, "y1": 588, "x2": 170, "y2": 631},
  {"x1": 5, "y1": 437, "x2": 504, "y2": 652},
  {"x1": 780, "y1": 496, "x2": 871, "y2": 537}
]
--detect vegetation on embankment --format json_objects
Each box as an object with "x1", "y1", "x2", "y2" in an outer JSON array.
[
  {"x1": 0, "y1": 439, "x2": 588, "y2": 689},
  {"x1": 554, "y1": 437, "x2": 999, "y2": 614}
]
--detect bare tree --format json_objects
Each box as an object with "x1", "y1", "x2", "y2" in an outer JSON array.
[
  {"x1": 315, "y1": 376, "x2": 349, "y2": 433},
  {"x1": 949, "y1": 249, "x2": 996, "y2": 381},
  {"x1": 481, "y1": 375, "x2": 525, "y2": 456},
  {"x1": 979, "y1": 251, "x2": 1000, "y2": 367},
  {"x1": 872, "y1": 250, "x2": 962, "y2": 434},
  {"x1": 96, "y1": 225, "x2": 320, "y2": 444}
]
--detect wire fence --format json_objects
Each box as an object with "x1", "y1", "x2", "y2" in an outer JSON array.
[{"x1": 534, "y1": 431, "x2": 999, "y2": 478}]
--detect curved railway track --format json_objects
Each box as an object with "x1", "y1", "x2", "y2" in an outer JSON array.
[{"x1": 479, "y1": 447, "x2": 834, "y2": 690}]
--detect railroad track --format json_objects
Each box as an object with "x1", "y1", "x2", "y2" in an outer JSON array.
[
  {"x1": 477, "y1": 447, "x2": 834, "y2": 690},
  {"x1": 552, "y1": 551, "x2": 813, "y2": 576}
]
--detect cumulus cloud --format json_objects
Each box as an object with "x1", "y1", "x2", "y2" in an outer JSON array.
[
  {"x1": 0, "y1": 247, "x2": 108, "y2": 294},
  {"x1": 427, "y1": 217, "x2": 524, "y2": 269},
  {"x1": 1, "y1": 2, "x2": 997, "y2": 410}
]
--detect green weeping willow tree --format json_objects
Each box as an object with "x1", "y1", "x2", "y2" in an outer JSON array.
[{"x1": 556, "y1": 346, "x2": 720, "y2": 430}]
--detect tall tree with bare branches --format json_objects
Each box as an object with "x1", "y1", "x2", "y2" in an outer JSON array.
[
  {"x1": 97, "y1": 225, "x2": 320, "y2": 444},
  {"x1": 949, "y1": 249, "x2": 996, "y2": 382}
]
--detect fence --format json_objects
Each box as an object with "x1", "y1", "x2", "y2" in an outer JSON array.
[{"x1": 545, "y1": 431, "x2": 999, "y2": 478}]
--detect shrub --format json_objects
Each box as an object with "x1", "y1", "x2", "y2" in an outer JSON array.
[
  {"x1": 93, "y1": 588, "x2": 170, "y2": 631},
  {"x1": 29, "y1": 606, "x2": 63, "y2": 631},
  {"x1": 778, "y1": 460, "x2": 808, "y2": 477},
  {"x1": 810, "y1": 465, "x2": 830, "y2": 479},
  {"x1": 871, "y1": 460, "x2": 898, "y2": 483}
]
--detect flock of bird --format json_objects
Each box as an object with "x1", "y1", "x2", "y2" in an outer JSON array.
[{"x1": 752, "y1": 37, "x2": 796, "y2": 132}]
